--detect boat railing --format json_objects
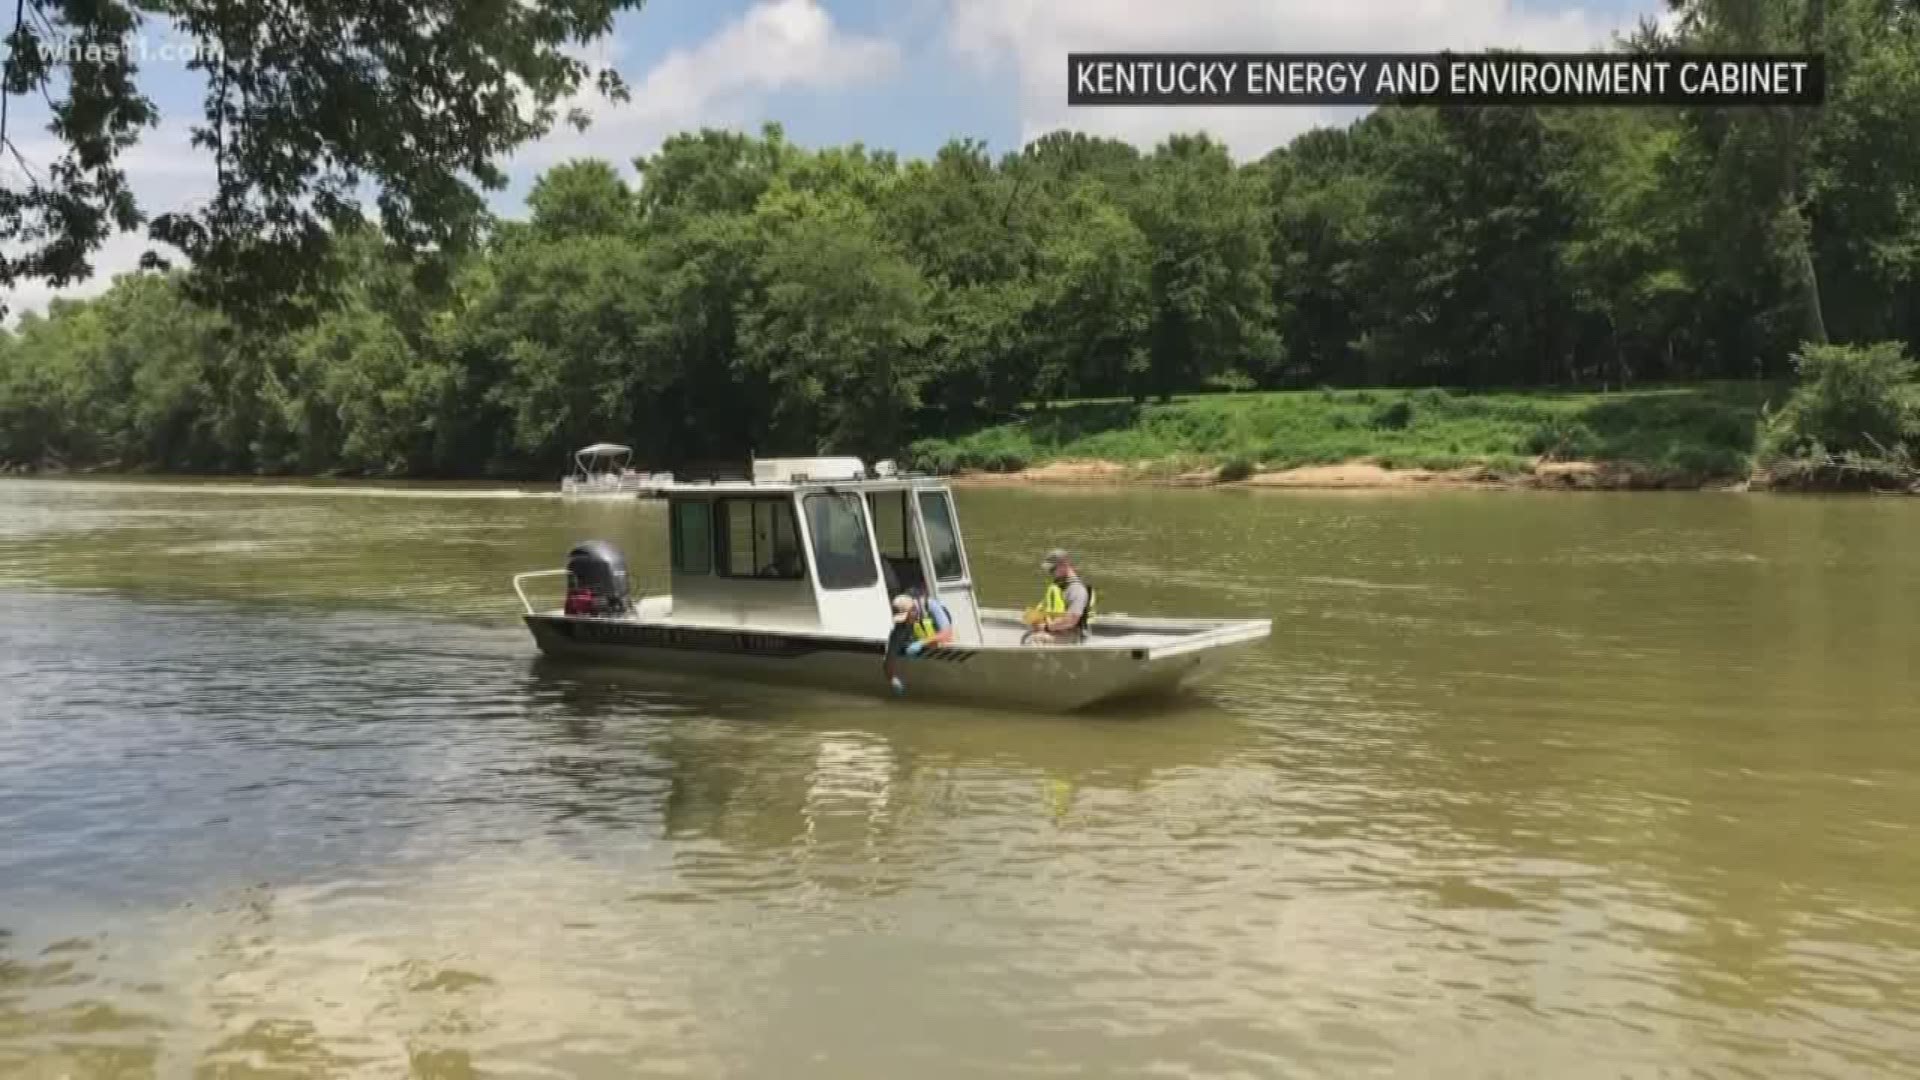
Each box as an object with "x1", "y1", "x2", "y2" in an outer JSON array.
[
  {"x1": 513, "y1": 569, "x2": 566, "y2": 615},
  {"x1": 649, "y1": 458, "x2": 942, "y2": 487},
  {"x1": 513, "y1": 567, "x2": 653, "y2": 616},
  {"x1": 664, "y1": 460, "x2": 755, "y2": 484}
]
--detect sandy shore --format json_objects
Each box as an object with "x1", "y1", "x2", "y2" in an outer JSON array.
[
  {"x1": 946, "y1": 457, "x2": 1734, "y2": 492},
  {"x1": 20, "y1": 456, "x2": 1872, "y2": 493}
]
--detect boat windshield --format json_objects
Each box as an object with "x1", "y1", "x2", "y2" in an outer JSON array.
[
  {"x1": 803, "y1": 493, "x2": 879, "y2": 591},
  {"x1": 916, "y1": 490, "x2": 966, "y2": 582},
  {"x1": 867, "y1": 491, "x2": 924, "y2": 594}
]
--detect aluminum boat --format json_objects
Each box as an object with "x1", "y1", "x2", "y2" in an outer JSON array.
[{"x1": 514, "y1": 456, "x2": 1270, "y2": 711}]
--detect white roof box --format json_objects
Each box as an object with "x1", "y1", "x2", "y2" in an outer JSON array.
[{"x1": 753, "y1": 456, "x2": 866, "y2": 484}]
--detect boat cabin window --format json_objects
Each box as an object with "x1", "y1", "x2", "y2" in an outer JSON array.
[
  {"x1": 917, "y1": 490, "x2": 967, "y2": 582},
  {"x1": 803, "y1": 493, "x2": 879, "y2": 591},
  {"x1": 669, "y1": 499, "x2": 713, "y2": 575},
  {"x1": 867, "y1": 491, "x2": 924, "y2": 595},
  {"x1": 716, "y1": 497, "x2": 804, "y2": 580}
]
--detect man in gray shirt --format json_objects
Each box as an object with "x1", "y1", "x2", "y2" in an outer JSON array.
[{"x1": 1029, "y1": 548, "x2": 1096, "y2": 644}]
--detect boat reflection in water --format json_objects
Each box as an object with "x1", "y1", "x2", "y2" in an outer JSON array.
[{"x1": 524, "y1": 656, "x2": 1256, "y2": 892}]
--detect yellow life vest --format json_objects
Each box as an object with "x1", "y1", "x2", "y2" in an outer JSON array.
[
  {"x1": 1040, "y1": 577, "x2": 1096, "y2": 629},
  {"x1": 909, "y1": 596, "x2": 949, "y2": 642}
]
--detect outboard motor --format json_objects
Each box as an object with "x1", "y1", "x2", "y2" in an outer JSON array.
[{"x1": 564, "y1": 540, "x2": 630, "y2": 617}]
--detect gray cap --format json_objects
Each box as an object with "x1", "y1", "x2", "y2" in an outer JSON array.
[{"x1": 1040, "y1": 548, "x2": 1071, "y2": 570}]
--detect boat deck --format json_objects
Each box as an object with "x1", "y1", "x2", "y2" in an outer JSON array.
[{"x1": 584, "y1": 596, "x2": 1238, "y2": 653}]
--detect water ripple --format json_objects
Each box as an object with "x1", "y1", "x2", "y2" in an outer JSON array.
[{"x1": 2, "y1": 482, "x2": 1919, "y2": 1077}]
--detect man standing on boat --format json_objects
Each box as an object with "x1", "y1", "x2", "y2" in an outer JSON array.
[
  {"x1": 1026, "y1": 549, "x2": 1095, "y2": 645},
  {"x1": 885, "y1": 588, "x2": 954, "y2": 694}
]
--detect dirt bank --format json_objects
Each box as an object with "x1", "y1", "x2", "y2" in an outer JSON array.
[
  {"x1": 1238, "y1": 462, "x2": 1491, "y2": 489},
  {"x1": 947, "y1": 457, "x2": 1734, "y2": 492}
]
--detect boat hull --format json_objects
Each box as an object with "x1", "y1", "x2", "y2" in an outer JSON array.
[
  {"x1": 561, "y1": 480, "x2": 656, "y2": 499},
  {"x1": 522, "y1": 613, "x2": 1265, "y2": 712}
]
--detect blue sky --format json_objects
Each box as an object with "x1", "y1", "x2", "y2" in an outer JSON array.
[{"x1": 5, "y1": 0, "x2": 1667, "y2": 314}]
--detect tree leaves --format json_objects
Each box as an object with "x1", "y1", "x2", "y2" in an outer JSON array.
[
  {"x1": 3, "y1": 0, "x2": 1919, "y2": 478},
  {"x1": 1, "y1": 0, "x2": 642, "y2": 323}
]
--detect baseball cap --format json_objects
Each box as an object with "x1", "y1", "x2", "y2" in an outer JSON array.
[
  {"x1": 891, "y1": 594, "x2": 915, "y2": 623},
  {"x1": 1040, "y1": 548, "x2": 1070, "y2": 570}
]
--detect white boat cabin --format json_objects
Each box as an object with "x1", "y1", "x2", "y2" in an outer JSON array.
[{"x1": 648, "y1": 457, "x2": 986, "y2": 643}]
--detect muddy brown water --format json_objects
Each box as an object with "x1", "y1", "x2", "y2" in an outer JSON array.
[{"x1": 2, "y1": 477, "x2": 1917, "y2": 1078}]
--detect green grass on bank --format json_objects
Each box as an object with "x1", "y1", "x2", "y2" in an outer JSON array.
[{"x1": 908, "y1": 382, "x2": 1784, "y2": 481}]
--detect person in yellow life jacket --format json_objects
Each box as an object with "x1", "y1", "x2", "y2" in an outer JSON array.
[
  {"x1": 896, "y1": 590, "x2": 954, "y2": 650},
  {"x1": 1026, "y1": 548, "x2": 1095, "y2": 645},
  {"x1": 884, "y1": 589, "x2": 953, "y2": 694}
]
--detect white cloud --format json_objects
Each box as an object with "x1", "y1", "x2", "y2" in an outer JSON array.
[
  {"x1": 6, "y1": 0, "x2": 899, "y2": 318},
  {"x1": 516, "y1": 0, "x2": 904, "y2": 169},
  {"x1": 4, "y1": 121, "x2": 217, "y2": 321},
  {"x1": 946, "y1": 0, "x2": 1657, "y2": 159},
  {"x1": 6, "y1": 232, "x2": 160, "y2": 320}
]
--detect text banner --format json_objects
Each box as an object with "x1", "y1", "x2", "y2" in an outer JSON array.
[{"x1": 1066, "y1": 53, "x2": 1826, "y2": 107}]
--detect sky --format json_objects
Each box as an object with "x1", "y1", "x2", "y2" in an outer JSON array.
[{"x1": 3, "y1": 0, "x2": 1669, "y2": 317}]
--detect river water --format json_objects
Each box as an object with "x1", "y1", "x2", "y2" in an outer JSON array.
[{"x1": 1, "y1": 478, "x2": 1916, "y2": 1079}]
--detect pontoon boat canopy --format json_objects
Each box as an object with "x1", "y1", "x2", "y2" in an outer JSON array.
[{"x1": 578, "y1": 443, "x2": 631, "y2": 457}]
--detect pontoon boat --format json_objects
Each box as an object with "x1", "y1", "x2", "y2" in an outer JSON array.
[
  {"x1": 514, "y1": 457, "x2": 1270, "y2": 711},
  {"x1": 560, "y1": 442, "x2": 666, "y2": 499}
]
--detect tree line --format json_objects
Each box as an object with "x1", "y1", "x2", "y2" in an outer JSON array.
[{"x1": 1, "y1": 0, "x2": 1916, "y2": 479}]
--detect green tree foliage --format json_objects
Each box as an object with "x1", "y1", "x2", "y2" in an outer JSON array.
[
  {"x1": 0, "y1": 0, "x2": 642, "y2": 322},
  {"x1": 0, "y1": 275, "x2": 232, "y2": 470},
  {"x1": 882, "y1": 139, "x2": 1038, "y2": 432},
  {"x1": 1129, "y1": 134, "x2": 1277, "y2": 401},
  {"x1": 461, "y1": 162, "x2": 648, "y2": 469},
  {"x1": 740, "y1": 181, "x2": 930, "y2": 458},
  {"x1": 1028, "y1": 182, "x2": 1152, "y2": 404},
  {"x1": 3, "y1": 0, "x2": 1918, "y2": 481},
  {"x1": 1549, "y1": 109, "x2": 1696, "y2": 388},
  {"x1": 1339, "y1": 107, "x2": 1578, "y2": 389},
  {"x1": 1759, "y1": 341, "x2": 1919, "y2": 462}
]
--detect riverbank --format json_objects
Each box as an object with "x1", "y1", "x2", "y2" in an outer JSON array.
[
  {"x1": 8, "y1": 380, "x2": 1913, "y2": 495},
  {"x1": 916, "y1": 382, "x2": 1841, "y2": 493},
  {"x1": 944, "y1": 456, "x2": 1757, "y2": 491}
]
